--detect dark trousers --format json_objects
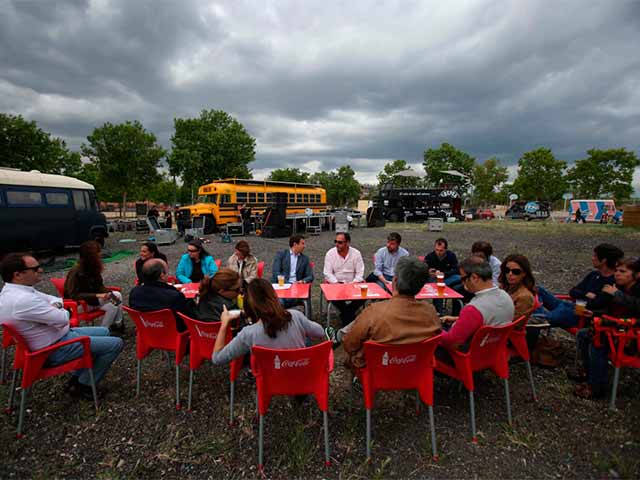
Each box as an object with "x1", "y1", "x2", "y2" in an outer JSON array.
[{"x1": 332, "y1": 300, "x2": 366, "y2": 327}]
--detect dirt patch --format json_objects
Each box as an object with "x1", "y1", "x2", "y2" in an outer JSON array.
[{"x1": 1, "y1": 221, "x2": 639, "y2": 478}]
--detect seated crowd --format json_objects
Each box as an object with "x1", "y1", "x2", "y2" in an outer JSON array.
[{"x1": 0, "y1": 230, "x2": 638, "y2": 406}]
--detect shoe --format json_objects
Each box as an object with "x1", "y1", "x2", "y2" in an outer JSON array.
[
  {"x1": 573, "y1": 383, "x2": 605, "y2": 400},
  {"x1": 64, "y1": 376, "x2": 80, "y2": 393},
  {"x1": 68, "y1": 382, "x2": 102, "y2": 401},
  {"x1": 566, "y1": 366, "x2": 587, "y2": 382},
  {"x1": 351, "y1": 377, "x2": 363, "y2": 395},
  {"x1": 325, "y1": 326, "x2": 341, "y2": 349},
  {"x1": 110, "y1": 320, "x2": 125, "y2": 335}
]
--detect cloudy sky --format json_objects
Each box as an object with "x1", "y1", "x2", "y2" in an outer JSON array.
[{"x1": 1, "y1": 0, "x2": 639, "y2": 187}]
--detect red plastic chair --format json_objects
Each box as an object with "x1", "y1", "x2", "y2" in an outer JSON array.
[
  {"x1": 178, "y1": 313, "x2": 243, "y2": 418},
  {"x1": 593, "y1": 316, "x2": 640, "y2": 410},
  {"x1": 215, "y1": 258, "x2": 222, "y2": 268},
  {"x1": 123, "y1": 307, "x2": 189, "y2": 409},
  {"x1": 418, "y1": 255, "x2": 425, "y2": 262},
  {"x1": 2, "y1": 323, "x2": 98, "y2": 438},
  {"x1": 251, "y1": 341, "x2": 334, "y2": 471},
  {"x1": 507, "y1": 315, "x2": 537, "y2": 401},
  {"x1": 356, "y1": 336, "x2": 442, "y2": 461},
  {"x1": 435, "y1": 322, "x2": 515, "y2": 442},
  {"x1": 257, "y1": 261, "x2": 265, "y2": 279},
  {"x1": 50, "y1": 278, "x2": 105, "y2": 327},
  {"x1": 1, "y1": 328, "x2": 16, "y2": 384}
]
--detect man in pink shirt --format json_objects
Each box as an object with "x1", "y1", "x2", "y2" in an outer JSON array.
[
  {"x1": 323, "y1": 232, "x2": 365, "y2": 326},
  {"x1": 440, "y1": 256, "x2": 514, "y2": 351}
]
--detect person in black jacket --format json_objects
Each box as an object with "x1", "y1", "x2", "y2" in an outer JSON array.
[
  {"x1": 129, "y1": 259, "x2": 192, "y2": 331},
  {"x1": 135, "y1": 242, "x2": 168, "y2": 284},
  {"x1": 196, "y1": 268, "x2": 242, "y2": 322},
  {"x1": 423, "y1": 238, "x2": 460, "y2": 286}
]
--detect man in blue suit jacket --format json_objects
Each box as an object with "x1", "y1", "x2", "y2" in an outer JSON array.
[{"x1": 272, "y1": 235, "x2": 314, "y2": 284}]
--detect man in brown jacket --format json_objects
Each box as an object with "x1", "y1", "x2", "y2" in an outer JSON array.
[{"x1": 342, "y1": 257, "x2": 441, "y2": 370}]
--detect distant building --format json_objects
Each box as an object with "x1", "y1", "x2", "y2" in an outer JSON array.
[{"x1": 360, "y1": 183, "x2": 375, "y2": 199}]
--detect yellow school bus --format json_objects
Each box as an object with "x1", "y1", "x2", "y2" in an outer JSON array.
[{"x1": 179, "y1": 178, "x2": 327, "y2": 233}]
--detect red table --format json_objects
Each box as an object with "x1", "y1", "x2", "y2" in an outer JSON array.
[
  {"x1": 175, "y1": 283, "x2": 199, "y2": 298},
  {"x1": 320, "y1": 283, "x2": 391, "y2": 327},
  {"x1": 415, "y1": 284, "x2": 464, "y2": 300},
  {"x1": 272, "y1": 283, "x2": 313, "y2": 318}
]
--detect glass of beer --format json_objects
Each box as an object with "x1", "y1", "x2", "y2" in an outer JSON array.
[
  {"x1": 360, "y1": 284, "x2": 368, "y2": 298},
  {"x1": 237, "y1": 294, "x2": 244, "y2": 310},
  {"x1": 277, "y1": 275, "x2": 285, "y2": 286},
  {"x1": 436, "y1": 272, "x2": 445, "y2": 283},
  {"x1": 436, "y1": 282, "x2": 445, "y2": 296},
  {"x1": 575, "y1": 299, "x2": 587, "y2": 316}
]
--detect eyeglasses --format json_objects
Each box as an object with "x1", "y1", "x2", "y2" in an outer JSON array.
[
  {"x1": 334, "y1": 240, "x2": 346, "y2": 244},
  {"x1": 504, "y1": 268, "x2": 523, "y2": 275},
  {"x1": 187, "y1": 248, "x2": 199, "y2": 253},
  {"x1": 21, "y1": 265, "x2": 42, "y2": 272}
]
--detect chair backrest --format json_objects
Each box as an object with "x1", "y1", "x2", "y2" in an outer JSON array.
[
  {"x1": 50, "y1": 278, "x2": 65, "y2": 297},
  {"x1": 251, "y1": 341, "x2": 334, "y2": 414},
  {"x1": 508, "y1": 315, "x2": 529, "y2": 361},
  {"x1": 361, "y1": 336, "x2": 441, "y2": 408},
  {"x1": 215, "y1": 258, "x2": 222, "y2": 268},
  {"x1": 123, "y1": 307, "x2": 182, "y2": 359},
  {"x1": 310, "y1": 261, "x2": 315, "y2": 270},
  {"x1": 467, "y1": 323, "x2": 514, "y2": 378},
  {"x1": 257, "y1": 261, "x2": 265, "y2": 279},
  {"x1": 2, "y1": 324, "x2": 27, "y2": 369}
]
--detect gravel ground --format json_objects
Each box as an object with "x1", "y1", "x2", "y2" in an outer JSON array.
[{"x1": 1, "y1": 220, "x2": 639, "y2": 478}]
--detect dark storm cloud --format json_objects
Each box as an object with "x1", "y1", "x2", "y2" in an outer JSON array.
[{"x1": 1, "y1": 0, "x2": 639, "y2": 186}]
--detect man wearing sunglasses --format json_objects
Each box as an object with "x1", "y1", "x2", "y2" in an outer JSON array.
[
  {"x1": 0, "y1": 253, "x2": 123, "y2": 400},
  {"x1": 323, "y1": 232, "x2": 365, "y2": 326},
  {"x1": 439, "y1": 256, "x2": 514, "y2": 351}
]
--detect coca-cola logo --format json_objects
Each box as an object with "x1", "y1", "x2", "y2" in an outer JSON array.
[
  {"x1": 280, "y1": 358, "x2": 311, "y2": 368},
  {"x1": 479, "y1": 333, "x2": 500, "y2": 347},
  {"x1": 388, "y1": 354, "x2": 417, "y2": 365},
  {"x1": 140, "y1": 316, "x2": 164, "y2": 328},
  {"x1": 194, "y1": 325, "x2": 217, "y2": 340}
]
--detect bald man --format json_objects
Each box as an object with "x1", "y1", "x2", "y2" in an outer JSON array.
[{"x1": 128, "y1": 259, "x2": 192, "y2": 331}]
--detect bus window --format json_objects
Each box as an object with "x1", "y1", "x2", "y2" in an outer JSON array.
[
  {"x1": 73, "y1": 190, "x2": 87, "y2": 210},
  {"x1": 237, "y1": 192, "x2": 247, "y2": 204},
  {"x1": 257, "y1": 193, "x2": 264, "y2": 203},
  {"x1": 6, "y1": 190, "x2": 43, "y2": 206},
  {"x1": 303, "y1": 194, "x2": 309, "y2": 203},
  {"x1": 248, "y1": 192, "x2": 256, "y2": 203},
  {"x1": 220, "y1": 194, "x2": 231, "y2": 205},
  {"x1": 316, "y1": 194, "x2": 321, "y2": 203},
  {"x1": 296, "y1": 194, "x2": 303, "y2": 203},
  {"x1": 266, "y1": 193, "x2": 272, "y2": 203},
  {"x1": 45, "y1": 191, "x2": 70, "y2": 206},
  {"x1": 289, "y1": 193, "x2": 295, "y2": 203}
]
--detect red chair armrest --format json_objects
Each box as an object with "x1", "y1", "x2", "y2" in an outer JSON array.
[
  {"x1": 105, "y1": 286, "x2": 122, "y2": 292},
  {"x1": 27, "y1": 335, "x2": 91, "y2": 358}
]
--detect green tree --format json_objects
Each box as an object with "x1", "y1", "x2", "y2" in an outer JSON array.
[
  {"x1": 376, "y1": 159, "x2": 423, "y2": 189},
  {"x1": 472, "y1": 157, "x2": 509, "y2": 205},
  {"x1": 267, "y1": 168, "x2": 310, "y2": 183},
  {"x1": 512, "y1": 147, "x2": 567, "y2": 202},
  {"x1": 0, "y1": 113, "x2": 81, "y2": 176},
  {"x1": 168, "y1": 109, "x2": 255, "y2": 193},
  {"x1": 81, "y1": 121, "x2": 165, "y2": 209},
  {"x1": 147, "y1": 174, "x2": 179, "y2": 205},
  {"x1": 567, "y1": 148, "x2": 639, "y2": 200},
  {"x1": 310, "y1": 166, "x2": 361, "y2": 206},
  {"x1": 422, "y1": 143, "x2": 475, "y2": 189}
]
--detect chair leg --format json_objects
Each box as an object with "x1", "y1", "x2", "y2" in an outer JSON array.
[
  {"x1": 229, "y1": 380, "x2": 235, "y2": 425},
  {"x1": 88, "y1": 368, "x2": 99, "y2": 412},
  {"x1": 525, "y1": 361, "x2": 537, "y2": 401},
  {"x1": 428, "y1": 405, "x2": 438, "y2": 461},
  {"x1": 6, "y1": 369, "x2": 18, "y2": 413},
  {"x1": 415, "y1": 390, "x2": 421, "y2": 415},
  {"x1": 175, "y1": 364, "x2": 181, "y2": 410},
  {"x1": 187, "y1": 370, "x2": 194, "y2": 411},
  {"x1": 609, "y1": 367, "x2": 621, "y2": 411},
  {"x1": 136, "y1": 360, "x2": 142, "y2": 397},
  {"x1": 258, "y1": 414, "x2": 265, "y2": 471},
  {"x1": 504, "y1": 379, "x2": 512, "y2": 425},
  {"x1": 0, "y1": 346, "x2": 6, "y2": 384},
  {"x1": 16, "y1": 387, "x2": 29, "y2": 438},
  {"x1": 469, "y1": 390, "x2": 477, "y2": 443},
  {"x1": 323, "y1": 410, "x2": 330, "y2": 467},
  {"x1": 366, "y1": 408, "x2": 372, "y2": 461}
]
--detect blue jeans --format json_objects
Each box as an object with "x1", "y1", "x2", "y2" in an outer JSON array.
[
  {"x1": 534, "y1": 286, "x2": 579, "y2": 328},
  {"x1": 577, "y1": 328, "x2": 609, "y2": 387},
  {"x1": 46, "y1": 327, "x2": 124, "y2": 386},
  {"x1": 430, "y1": 274, "x2": 462, "y2": 314},
  {"x1": 366, "y1": 272, "x2": 393, "y2": 293}
]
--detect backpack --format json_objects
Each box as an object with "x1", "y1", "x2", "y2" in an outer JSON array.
[{"x1": 531, "y1": 335, "x2": 564, "y2": 368}]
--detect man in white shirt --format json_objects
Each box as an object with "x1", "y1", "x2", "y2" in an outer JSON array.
[
  {"x1": 0, "y1": 253, "x2": 123, "y2": 400},
  {"x1": 323, "y1": 232, "x2": 366, "y2": 326}
]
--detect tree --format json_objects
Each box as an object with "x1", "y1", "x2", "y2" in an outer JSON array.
[
  {"x1": 376, "y1": 159, "x2": 423, "y2": 189},
  {"x1": 422, "y1": 143, "x2": 475, "y2": 189},
  {"x1": 310, "y1": 166, "x2": 361, "y2": 206},
  {"x1": 81, "y1": 121, "x2": 165, "y2": 210},
  {"x1": 512, "y1": 148, "x2": 567, "y2": 202},
  {"x1": 472, "y1": 157, "x2": 509, "y2": 205},
  {"x1": 567, "y1": 148, "x2": 639, "y2": 200},
  {"x1": 0, "y1": 113, "x2": 81, "y2": 176},
  {"x1": 147, "y1": 174, "x2": 179, "y2": 205},
  {"x1": 267, "y1": 168, "x2": 310, "y2": 183},
  {"x1": 168, "y1": 109, "x2": 255, "y2": 192}
]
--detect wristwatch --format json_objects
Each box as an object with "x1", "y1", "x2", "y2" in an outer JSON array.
[{"x1": 52, "y1": 302, "x2": 63, "y2": 309}]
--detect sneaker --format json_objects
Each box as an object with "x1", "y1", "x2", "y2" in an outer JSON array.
[
  {"x1": 325, "y1": 326, "x2": 341, "y2": 349},
  {"x1": 574, "y1": 383, "x2": 605, "y2": 400},
  {"x1": 351, "y1": 377, "x2": 363, "y2": 395},
  {"x1": 68, "y1": 382, "x2": 101, "y2": 401},
  {"x1": 566, "y1": 366, "x2": 587, "y2": 382}
]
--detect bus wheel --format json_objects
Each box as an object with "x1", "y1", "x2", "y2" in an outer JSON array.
[{"x1": 203, "y1": 216, "x2": 216, "y2": 234}]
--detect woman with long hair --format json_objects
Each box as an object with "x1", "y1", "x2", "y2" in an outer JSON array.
[
  {"x1": 197, "y1": 268, "x2": 242, "y2": 322},
  {"x1": 135, "y1": 242, "x2": 168, "y2": 284},
  {"x1": 498, "y1": 254, "x2": 536, "y2": 321},
  {"x1": 64, "y1": 240, "x2": 123, "y2": 329},
  {"x1": 574, "y1": 257, "x2": 640, "y2": 399},
  {"x1": 176, "y1": 239, "x2": 218, "y2": 284},
  {"x1": 227, "y1": 240, "x2": 258, "y2": 288},
  {"x1": 212, "y1": 278, "x2": 324, "y2": 365}
]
